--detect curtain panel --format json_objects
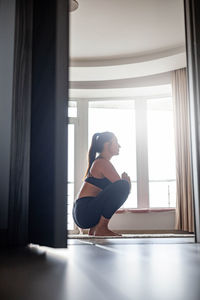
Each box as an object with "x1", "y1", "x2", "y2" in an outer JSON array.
[
  {"x1": 7, "y1": 0, "x2": 33, "y2": 246},
  {"x1": 172, "y1": 68, "x2": 194, "y2": 233}
]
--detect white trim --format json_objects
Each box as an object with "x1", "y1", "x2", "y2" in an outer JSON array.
[
  {"x1": 74, "y1": 100, "x2": 88, "y2": 200},
  {"x1": 69, "y1": 85, "x2": 172, "y2": 99},
  {"x1": 70, "y1": 46, "x2": 186, "y2": 67},
  {"x1": 135, "y1": 99, "x2": 149, "y2": 208},
  {"x1": 69, "y1": 53, "x2": 186, "y2": 81},
  {"x1": 70, "y1": 71, "x2": 172, "y2": 89},
  {"x1": 70, "y1": 94, "x2": 172, "y2": 102}
]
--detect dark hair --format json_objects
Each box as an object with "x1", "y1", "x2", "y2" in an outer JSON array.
[{"x1": 84, "y1": 131, "x2": 115, "y2": 178}]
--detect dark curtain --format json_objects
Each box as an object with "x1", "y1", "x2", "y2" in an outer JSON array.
[
  {"x1": 7, "y1": 0, "x2": 68, "y2": 248},
  {"x1": 29, "y1": 0, "x2": 68, "y2": 248},
  {"x1": 7, "y1": 0, "x2": 33, "y2": 247}
]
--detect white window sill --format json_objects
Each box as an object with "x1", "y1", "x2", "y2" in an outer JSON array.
[{"x1": 116, "y1": 208, "x2": 176, "y2": 214}]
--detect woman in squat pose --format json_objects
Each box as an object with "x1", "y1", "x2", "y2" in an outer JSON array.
[{"x1": 72, "y1": 131, "x2": 131, "y2": 236}]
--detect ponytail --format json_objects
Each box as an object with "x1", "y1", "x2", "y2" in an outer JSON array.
[
  {"x1": 84, "y1": 133, "x2": 100, "y2": 178},
  {"x1": 84, "y1": 131, "x2": 115, "y2": 179}
]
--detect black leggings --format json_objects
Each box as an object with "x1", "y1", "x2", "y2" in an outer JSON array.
[{"x1": 72, "y1": 179, "x2": 130, "y2": 229}]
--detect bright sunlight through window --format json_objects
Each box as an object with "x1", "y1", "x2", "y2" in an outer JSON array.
[
  {"x1": 88, "y1": 101, "x2": 137, "y2": 209},
  {"x1": 67, "y1": 91, "x2": 176, "y2": 230},
  {"x1": 147, "y1": 98, "x2": 176, "y2": 207}
]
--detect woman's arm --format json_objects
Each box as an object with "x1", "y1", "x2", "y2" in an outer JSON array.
[
  {"x1": 91, "y1": 159, "x2": 131, "y2": 188},
  {"x1": 121, "y1": 172, "x2": 131, "y2": 191},
  {"x1": 99, "y1": 159, "x2": 121, "y2": 182}
]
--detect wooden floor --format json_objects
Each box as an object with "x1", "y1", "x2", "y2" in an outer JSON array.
[{"x1": 0, "y1": 237, "x2": 200, "y2": 300}]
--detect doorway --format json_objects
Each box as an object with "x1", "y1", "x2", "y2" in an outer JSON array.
[{"x1": 68, "y1": 0, "x2": 194, "y2": 238}]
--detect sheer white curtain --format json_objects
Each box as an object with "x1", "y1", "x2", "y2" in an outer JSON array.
[{"x1": 172, "y1": 68, "x2": 194, "y2": 232}]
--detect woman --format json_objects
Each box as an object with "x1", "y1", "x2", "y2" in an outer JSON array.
[{"x1": 72, "y1": 131, "x2": 131, "y2": 236}]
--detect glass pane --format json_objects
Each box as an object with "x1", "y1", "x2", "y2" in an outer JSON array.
[
  {"x1": 67, "y1": 123, "x2": 75, "y2": 230},
  {"x1": 147, "y1": 98, "x2": 176, "y2": 208},
  {"x1": 68, "y1": 101, "x2": 77, "y2": 118},
  {"x1": 89, "y1": 100, "x2": 137, "y2": 208}
]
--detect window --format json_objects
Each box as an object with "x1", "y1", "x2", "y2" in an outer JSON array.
[
  {"x1": 68, "y1": 101, "x2": 77, "y2": 118},
  {"x1": 67, "y1": 101, "x2": 77, "y2": 230},
  {"x1": 67, "y1": 86, "x2": 176, "y2": 230},
  {"x1": 88, "y1": 101, "x2": 137, "y2": 208},
  {"x1": 147, "y1": 98, "x2": 176, "y2": 208},
  {"x1": 67, "y1": 123, "x2": 75, "y2": 230}
]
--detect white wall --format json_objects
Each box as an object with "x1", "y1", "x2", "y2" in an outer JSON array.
[{"x1": 109, "y1": 211, "x2": 175, "y2": 231}]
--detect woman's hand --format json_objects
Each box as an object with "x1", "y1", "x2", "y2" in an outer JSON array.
[{"x1": 121, "y1": 172, "x2": 131, "y2": 191}]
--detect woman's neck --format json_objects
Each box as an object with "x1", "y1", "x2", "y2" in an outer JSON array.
[{"x1": 99, "y1": 152, "x2": 112, "y2": 161}]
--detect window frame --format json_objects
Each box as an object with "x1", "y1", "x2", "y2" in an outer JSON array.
[{"x1": 68, "y1": 94, "x2": 176, "y2": 231}]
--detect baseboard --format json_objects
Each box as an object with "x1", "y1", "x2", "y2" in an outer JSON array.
[
  {"x1": 71, "y1": 229, "x2": 194, "y2": 235},
  {"x1": 115, "y1": 229, "x2": 194, "y2": 234}
]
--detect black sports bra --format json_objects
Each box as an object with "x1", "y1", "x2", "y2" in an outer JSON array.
[{"x1": 85, "y1": 172, "x2": 112, "y2": 190}]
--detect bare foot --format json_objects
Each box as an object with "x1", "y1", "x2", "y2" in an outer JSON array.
[
  {"x1": 94, "y1": 228, "x2": 122, "y2": 236},
  {"x1": 88, "y1": 226, "x2": 96, "y2": 236},
  {"x1": 110, "y1": 231, "x2": 122, "y2": 236}
]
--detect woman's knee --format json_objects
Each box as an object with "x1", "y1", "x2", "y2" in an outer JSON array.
[{"x1": 114, "y1": 179, "x2": 130, "y2": 194}]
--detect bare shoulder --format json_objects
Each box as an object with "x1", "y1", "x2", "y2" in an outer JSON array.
[
  {"x1": 91, "y1": 158, "x2": 107, "y2": 172},
  {"x1": 93, "y1": 158, "x2": 120, "y2": 182},
  {"x1": 89, "y1": 159, "x2": 104, "y2": 176},
  {"x1": 100, "y1": 159, "x2": 117, "y2": 171},
  {"x1": 93, "y1": 158, "x2": 112, "y2": 169}
]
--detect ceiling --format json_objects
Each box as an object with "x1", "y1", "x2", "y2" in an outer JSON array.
[
  {"x1": 70, "y1": 0, "x2": 185, "y2": 65},
  {"x1": 69, "y1": 0, "x2": 186, "y2": 97}
]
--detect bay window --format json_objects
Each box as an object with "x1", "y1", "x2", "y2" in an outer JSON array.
[{"x1": 67, "y1": 87, "x2": 176, "y2": 230}]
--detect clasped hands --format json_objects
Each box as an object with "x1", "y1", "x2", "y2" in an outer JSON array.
[{"x1": 121, "y1": 172, "x2": 131, "y2": 191}]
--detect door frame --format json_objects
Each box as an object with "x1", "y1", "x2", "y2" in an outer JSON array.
[{"x1": 184, "y1": 0, "x2": 200, "y2": 243}]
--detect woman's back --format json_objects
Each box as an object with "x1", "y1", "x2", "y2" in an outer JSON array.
[{"x1": 76, "y1": 158, "x2": 120, "y2": 199}]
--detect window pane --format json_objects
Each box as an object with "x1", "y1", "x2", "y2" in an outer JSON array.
[
  {"x1": 68, "y1": 101, "x2": 77, "y2": 118},
  {"x1": 89, "y1": 100, "x2": 137, "y2": 208},
  {"x1": 147, "y1": 98, "x2": 176, "y2": 208},
  {"x1": 67, "y1": 123, "x2": 75, "y2": 230}
]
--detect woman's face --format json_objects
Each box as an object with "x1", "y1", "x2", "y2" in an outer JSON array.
[{"x1": 108, "y1": 136, "x2": 121, "y2": 156}]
